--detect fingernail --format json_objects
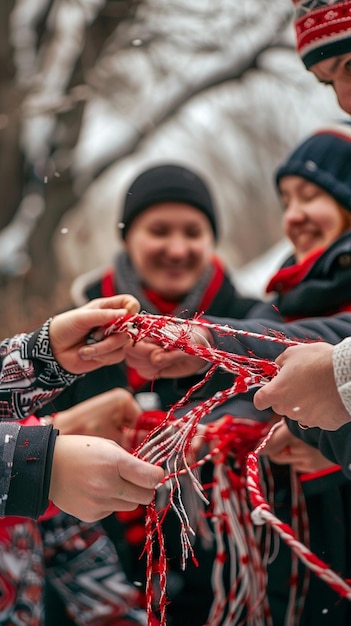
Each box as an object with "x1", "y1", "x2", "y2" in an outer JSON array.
[
  {"x1": 79, "y1": 346, "x2": 96, "y2": 359},
  {"x1": 86, "y1": 329, "x2": 105, "y2": 344}
]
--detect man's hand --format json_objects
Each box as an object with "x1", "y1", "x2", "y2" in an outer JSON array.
[
  {"x1": 49, "y1": 435, "x2": 164, "y2": 522},
  {"x1": 53, "y1": 388, "x2": 142, "y2": 445},
  {"x1": 254, "y1": 342, "x2": 351, "y2": 431},
  {"x1": 124, "y1": 326, "x2": 212, "y2": 379},
  {"x1": 261, "y1": 419, "x2": 335, "y2": 473},
  {"x1": 49, "y1": 295, "x2": 140, "y2": 374}
]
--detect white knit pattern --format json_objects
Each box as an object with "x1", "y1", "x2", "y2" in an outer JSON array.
[{"x1": 333, "y1": 337, "x2": 351, "y2": 415}]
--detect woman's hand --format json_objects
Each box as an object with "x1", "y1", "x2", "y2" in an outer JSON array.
[{"x1": 49, "y1": 295, "x2": 140, "y2": 374}]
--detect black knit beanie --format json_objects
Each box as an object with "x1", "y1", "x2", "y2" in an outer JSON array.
[
  {"x1": 119, "y1": 164, "x2": 218, "y2": 240},
  {"x1": 275, "y1": 122, "x2": 351, "y2": 211}
]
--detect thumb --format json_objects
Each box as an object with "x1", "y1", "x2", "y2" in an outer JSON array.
[
  {"x1": 150, "y1": 347, "x2": 170, "y2": 366},
  {"x1": 119, "y1": 450, "x2": 164, "y2": 488}
]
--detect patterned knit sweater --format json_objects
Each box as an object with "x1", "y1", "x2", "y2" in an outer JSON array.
[
  {"x1": 333, "y1": 337, "x2": 351, "y2": 415},
  {"x1": 0, "y1": 319, "x2": 78, "y2": 519}
]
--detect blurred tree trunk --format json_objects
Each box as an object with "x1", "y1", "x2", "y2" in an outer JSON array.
[
  {"x1": 0, "y1": 0, "x2": 296, "y2": 335},
  {"x1": 0, "y1": 0, "x2": 24, "y2": 229},
  {"x1": 0, "y1": 1, "x2": 142, "y2": 333},
  {"x1": 26, "y1": 1, "x2": 141, "y2": 293}
]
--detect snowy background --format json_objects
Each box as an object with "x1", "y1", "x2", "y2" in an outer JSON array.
[{"x1": 0, "y1": 0, "x2": 347, "y2": 332}]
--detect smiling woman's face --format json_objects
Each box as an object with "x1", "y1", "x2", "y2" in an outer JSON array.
[
  {"x1": 124, "y1": 202, "x2": 215, "y2": 300},
  {"x1": 279, "y1": 176, "x2": 351, "y2": 262}
]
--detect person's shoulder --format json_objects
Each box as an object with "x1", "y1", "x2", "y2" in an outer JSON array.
[{"x1": 70, "y1": 266, "x2": 110, "y2": 305}]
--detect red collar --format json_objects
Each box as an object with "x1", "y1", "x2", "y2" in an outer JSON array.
[{"x1": 266, "y1": 248, "x2": 324, "y2": 295}]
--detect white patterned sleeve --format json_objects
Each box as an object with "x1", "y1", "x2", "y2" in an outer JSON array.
[
  {"x1": 0, "y1": 319, "x2": 78, "y2": 420},
  {"x1": 333, "y1": 337, "x2": 351, "y2": 416},
  {"x1": 0, "y1": 320, "x2": 80, "y2": 518}
]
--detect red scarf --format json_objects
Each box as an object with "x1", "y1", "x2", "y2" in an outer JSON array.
[
  {"x1": 101, "y1": 257, "x2": 225, "y2": 391},
  {"x1": 266, "y1": 246, "x2": 351, "y2": 318},
  {"x1": 266, "y1": 248, "x2": 324, "y2": 295}
]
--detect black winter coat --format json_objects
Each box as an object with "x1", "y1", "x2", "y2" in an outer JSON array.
[
  {"x1": 204, "y1": 231, "x2": 351, "y2": 626},
  {"x1": 45, "y1": 241, "x2": 351, "y2": 626},
  {"x1": 46, "y1": 258, "x2": 258, "y2": 414},
  {"x1": 41, "y1": 257, "x2": 259, "y2": 626},
  {"x1": 206, "y1": 231, "x2": 351, "y2": 479}
]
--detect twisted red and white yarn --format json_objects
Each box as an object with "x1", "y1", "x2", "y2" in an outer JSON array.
[
  {"x1": 247, "y1": 422, "x2": 351, "y2": 601},
  {"x1": 103, "y1": 313, "x2": 351, "y2": 624}
]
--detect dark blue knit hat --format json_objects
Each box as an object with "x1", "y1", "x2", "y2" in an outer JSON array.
[
  {"x1": 119, "y1": 164, "x2": 218, "y2": 240},
  {"x1": 275, "y1": 122, "x2": 351, "y2": 211}
]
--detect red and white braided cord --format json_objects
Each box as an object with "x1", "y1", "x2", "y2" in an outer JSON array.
[
  {"x1": 247, "y1": 422, "x2": 351, "y2": 601},
  {"x1": 103, "y1": 313, "x2": 351, "y2": 623}
]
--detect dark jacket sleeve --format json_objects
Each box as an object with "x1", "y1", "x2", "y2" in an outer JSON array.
[
  {"x1": 206, "y1": 312, "x2": 351, "y2": 359},
  {"x1": 204, "y1": 312, "x2": 351, "y2": 478},
  {"x1": 0, "y1": 423, "x2": 58, "y2": 519},
  {"x1": 192, "y1": 313, "x2": 351, "y2": 398},
  {"x1": 287, "y1": 418, "x2": 351, "y2": 481}
]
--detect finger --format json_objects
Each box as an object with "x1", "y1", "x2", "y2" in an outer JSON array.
[
  {"x1": 108, "y1": 479, "x2": 159, "y2": 507},
  {"x1": 151, "y1": 347, "x2": 181, "y2": 366},
  {"x1": 118, "y1": 451, "x2": 164, "y2": 490},
  {"x1": 122, "y1": 400, "x2": 143, "y2": 427},
  {"x1": 108, "y1": 389, "x2": 142, "y2": 425},
  {"x1": 275, "y1": 348, "x2": 290, "y2": 367},
  {"x1": 125, "y1": 341, "x2": 160, "y2": 365},
  {"x1": 125, "y1": 344, "x2": 165, "y2": 378},
  {"x1": 79, "y1": 335, "x2": 132, "y2": 361},
  {"x1": 253, "y1": 385, "x2": 274, "y2": 411},
  {"x1": 74, "y1": 308, "x2": 130, "y2": 335},
  {"x1": 86, "y1": 295, "x2": 140, "y2": 314},
  {"x1": 90, "y1": 334, "x2": 132, "y2": 355},
  {"x1": 268, "y1": 453, "x2": 294, "y2": 465},
  {"x1": 151, "y1": 349, "x2": 203, "y2": 377},
  {"x1": 80, "y1": 504, "x2": 138, "y2": 523},
  {"x1": 259, "y1": 422, "x2": 290, "y2": 456},
  {"x1": 77, "y1": 301, "x2": 139, "y2": 338}
]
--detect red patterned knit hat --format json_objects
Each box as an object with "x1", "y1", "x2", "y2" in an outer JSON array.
[{"x1": 292, "y1": 1, "x2": 351, "y2": 69}]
